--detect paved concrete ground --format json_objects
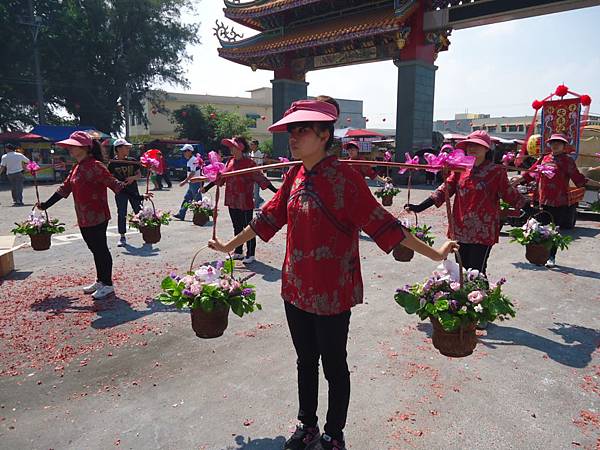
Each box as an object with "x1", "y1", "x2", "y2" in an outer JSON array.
[{"x1": 0, "y1": 178, "x2": 598, "y2": 450}]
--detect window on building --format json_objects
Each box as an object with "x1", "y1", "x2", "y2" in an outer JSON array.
[
  {"x1": 508, "y1": 125, "x2": 517, "y2": 132},
  {"x1": 487, "y1": 126, "x2": 497, "y2": 133},
  {"x1": 517, "y1": 125, "x2": 524, "y2": 132},
  {"x1": 246, "y1": 113, "x2": 260, "y2": 129},
  {"x1": 501, "y1": 126, "x2": 507, "y2": 133},
  {"x1": 472, "y1": 126, "x2": 480, "y2": 131}
]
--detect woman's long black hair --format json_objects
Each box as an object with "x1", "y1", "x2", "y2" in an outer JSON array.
[{"x1": 90, "y1": 140, "x2": 104, "y2": 162}]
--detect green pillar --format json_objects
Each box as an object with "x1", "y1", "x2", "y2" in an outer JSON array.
[{"x1": 270, "y1": 78, "x2": 308, "y2": 158}]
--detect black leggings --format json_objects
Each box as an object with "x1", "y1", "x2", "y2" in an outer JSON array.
[
  {"x1": 115, "y1": 191, "x2": 142, "y2": 235},
  {"x1": 228, "y1": 208, "x2": 255, "y2": 257},
  {"x1": 284, "y1": 302, "x2": 351, "y2": 441},
  {"x1": 80, "y1": 221, "x2": 113, "y2": 286},
  {"x1": 457, "y1": 243, "x2": 493, "y2": 274}
]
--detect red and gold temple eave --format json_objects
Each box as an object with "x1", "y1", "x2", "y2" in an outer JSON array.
[
  {"x1": 217, "y1": 7, "x2": 412, "y2": 69},
  {"x1": 223, "y1": 0, "x2": 326, "y2": 31}
]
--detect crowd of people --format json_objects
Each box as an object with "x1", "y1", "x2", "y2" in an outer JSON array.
[{"x1": 2, "y1": 94, "x2": 599, "y2": 450}]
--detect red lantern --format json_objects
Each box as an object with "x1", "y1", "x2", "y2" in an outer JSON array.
[
  {"x1": 555, "y1": 84, "x2": 569, "y2": 97},
  {"x1": 532, "y1": 100, "x2": 544, "y2": 110},
  {"x1": 151, "y1": 108, "x2": 157, "y2": 115},
  {"x1": 581, "y1": 95, "x2": 592, "y2": 106},
  {"x1": 261, "y1": 115, "x2": 266, "y2": 120},
  {"x1": 210, "y1": 113, "x2": 216, "y2": 119},
  {"x1": 346, "y1": 117, "x2": 351, "y2": 123}
]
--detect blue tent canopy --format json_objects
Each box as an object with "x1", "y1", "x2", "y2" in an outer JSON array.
[{"x1": 30, "y1": 125, "x2": 109, "y2": 142}]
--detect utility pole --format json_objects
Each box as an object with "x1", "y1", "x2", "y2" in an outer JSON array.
[
  {"x1": 124, "y1": 84, "x2": 130, "y2": 139},
  {"x1": 26, "y1": 0, "x2": 45, "y2": 124}
]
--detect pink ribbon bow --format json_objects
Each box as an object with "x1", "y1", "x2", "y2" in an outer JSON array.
[
  {"x1": 202, "y1": 151, "x2": 226, "y2": 182},
  {"x1": 424, "y1": 152, "x2": 447, "y2": 173},
  {"x1": 278, "y1": 157, "x2": 290, "y2": 163},
  {"x1": 26, "y1": 161, "x2": 40, "y2": 174},
  {"x1": 398, "y1": 153, "x2": 419, "y2": 175},
  {"x1": 140, "y1": 155, "x2": 160, "y2": 171},
  {"x1": 446, "y1": 149, "x2": 476, "y2": 171},
  {"x1": 194, "y1": 153, "x2": 204, "y2": 170},
  {"x1": 532, "y1": 164, "x2": 556, "y2": 180},
  {"x1": 502, "y1": 152, "x2": 515, "y2": 166},
  {"x1": 384, "y1": 151, "x2": 393, "y2": 162}
]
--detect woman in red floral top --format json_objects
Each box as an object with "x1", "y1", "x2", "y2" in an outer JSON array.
[
  {"x1": 39, "y1": 131, "x2": 143, "y2": 299},
  {"x1": 204, "y1": 136, "x2": 277, "y2": 264},
  {"x1": 407, "y1": 130, "x2": 530, "y2": 276},
  {"x1": 343, "y1": 141, "x2": 389, "y2": 184},
  {"x1": 512, "y1": 133, "x2": 600, "y2": 266},
  {"x1": 208, "y1": 99, "x2": 458, "y2": 450}
]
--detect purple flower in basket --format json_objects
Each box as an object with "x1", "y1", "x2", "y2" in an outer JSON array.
[
  {"x1": 433, "y1": 291, "x2": 447, "y2": 301},
  {"x1": 215, "y1": 260, "x2": 224, "y2": 270},
  {"x1": 182, "y1": 289, "x2": 193, "y2": 297},
  {"x1": 242, "y1": 288, "x2": 254, "y2": 297},
  {"x1": 449, "y1": 300, "x2": 459, "y2": 311},
  {"x1": 495, "y1": 277, "x2": 507, "y2": 287},
  {"x1": 170, "y1": 272, "x2": 178, "y2": 280}
]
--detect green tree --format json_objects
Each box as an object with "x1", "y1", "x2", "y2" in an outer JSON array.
[
  {"x1": 1, "y1": 0, "x2": 199, "y2": 133},
  {"x1": 172, "y1": 104, "x2": 253, "y2": 150}
]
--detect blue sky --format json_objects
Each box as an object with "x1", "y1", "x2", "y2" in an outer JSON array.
[{"x1": 174, "y1": 3, "x2": 600, "y2": 128}]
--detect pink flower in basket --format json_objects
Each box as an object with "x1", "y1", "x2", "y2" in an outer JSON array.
[
  {"x1": 27, "y1": 161, "x2": 40, "y2": 174},
  {"x1": 384, "y1": 151, "x2": 393, "y2": 162},
  {"x1": 278, "y1": 157, "x2": 290, "y2": 163},
  {"x1": 467, "y1": 290, "x2": 485, "y2": 304}
]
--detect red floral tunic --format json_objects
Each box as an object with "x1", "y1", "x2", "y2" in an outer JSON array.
[
  {"x1": 349, "y1": 158, "x2": 377, "y2": 180},
  {"x1": 57, "y1": 157, "x2": 124, "y2": 227},
  {"x1": 430, "y1": 160, "x2": 527, "y2": 246},
  {"x1": 250, "y1": 155, "x2": 407, "y2": 316},
  {"x1": 220, "y1": 157, "x2": 270, "y2": 210},
  {"x1": 521, "y1": 153, "x2": 587, "y2": 207}
]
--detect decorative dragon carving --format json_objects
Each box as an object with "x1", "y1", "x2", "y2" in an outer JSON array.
[{"x1": 213, "y1": 20, "x2": 245, "y2": 44}]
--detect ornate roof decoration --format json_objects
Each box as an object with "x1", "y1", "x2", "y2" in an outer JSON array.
[
  {"x1": 223, "y1": 0, "x2": 325, "y2": 30},
  {"x1": 218, "y1": 7, "x2": 409, "y2": 62}
]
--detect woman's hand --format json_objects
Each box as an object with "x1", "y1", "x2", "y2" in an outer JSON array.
[
  {"x1": 434, "y1": 241, "x2": 459, "y2": 261},
  {"x1": 179, "y1": 180, "x2": 188, "y2": 187},
  {"x1": 208, "y1": 237, "x2": 232, "y2": 253},
  {"x1": 35, "y1": 201, "x2": 46, "y2": 210}
]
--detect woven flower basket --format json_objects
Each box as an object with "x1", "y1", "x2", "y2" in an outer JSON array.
[
  {"x1": 191, "y1": 303, "x2": 230, "y2": 339},
  {"x1": 525, "y1": 243, "x2": 550, "y2": 266},
  {"x1": 140, "y1": 225, "x2": 161, "y2": 244},
  {"x1": 382, "y1": 195, "x2": 393, "y2": 207},
  {"x1": 193, "y1": 211, "x2": 210, "y2": 226},
  {"x1": 30, "y1": 233, "x2": 51, "y2": 251},
  {"x1": 431, "y1": 317, "x2": 477, "y2": 357}
]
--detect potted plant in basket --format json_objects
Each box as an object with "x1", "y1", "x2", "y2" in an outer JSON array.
[
  {"x1": 185, "y1": 197, "x2": 213, "y2": 226},
  {"x1": 374, "y1": 183, "x2": 401, "y2": 206},
  {"x1": 507, "y1": 217, "x2": 572, "y2": 266},
  {"x1": 158, "y1": 259, "x2": 261, "y2": 338},
  {"x1": 11, "y1": 211, "x2": 65, "y2": 251},
  {"x1": 128, "y1": 204, "x2": 171, "y2": 244},
  {"x1": 394, "y1": 260, "x2": 516, "y2": 357},
  {"x1": 393, "y1": 223, "x2": 435, "y2": 262}
]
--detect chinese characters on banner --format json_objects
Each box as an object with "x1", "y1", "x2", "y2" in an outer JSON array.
[{"x1": 541, "y1": 98, "x2": 581, "y2": 155}]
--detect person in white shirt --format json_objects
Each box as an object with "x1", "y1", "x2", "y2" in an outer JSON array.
[
  {"x1": 174, "y1": 144, "x2": 203, "y2": 220},
  {"x1": 250, "y1": 139, "x2": 264, "y2": 209},
  {"x1": 1, "y1": 143, "x2": 30, "y2": 206}
]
